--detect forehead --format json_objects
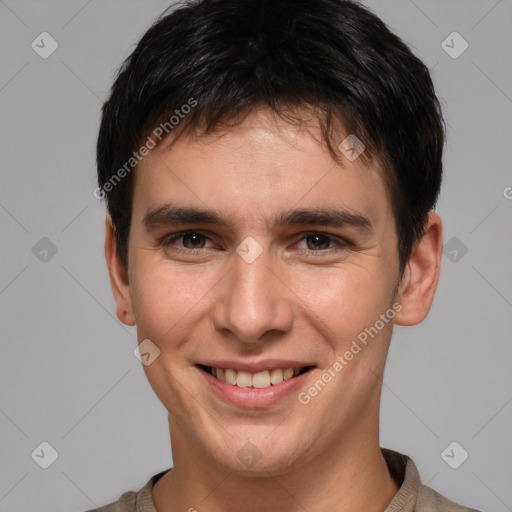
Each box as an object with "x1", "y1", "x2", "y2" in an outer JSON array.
[{"x1": 133, "y1": 109, "x2": 393, "y2": 230}]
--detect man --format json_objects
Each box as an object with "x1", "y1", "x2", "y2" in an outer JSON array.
[{"x1": 90, "y1": 0, "x2": 480, "y2": 510}]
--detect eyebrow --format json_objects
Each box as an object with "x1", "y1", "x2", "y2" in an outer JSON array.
[{"x1": 142, "y1": 204, "x2": 372, "y2": 233}]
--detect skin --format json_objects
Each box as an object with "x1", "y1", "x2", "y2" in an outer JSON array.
[{"x1": 105, "y1": 108, "x2": 443, "y2": 512}]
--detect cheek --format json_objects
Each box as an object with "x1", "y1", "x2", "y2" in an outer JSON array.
[
  {"x1": 130, "y1": 260, "x2": 216, "y2": 342},
  {"x1": 294, "y1": 264, "x2": 394, "y2": 335},
  {"x1": 131, "y1": 264, "x2": 180, "y2": 338}
]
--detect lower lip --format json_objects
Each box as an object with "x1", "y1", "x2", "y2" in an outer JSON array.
[{"x1": 198, "y1": 367, "x2": 313, "y2": 408}]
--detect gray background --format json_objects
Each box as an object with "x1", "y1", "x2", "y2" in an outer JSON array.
[{"x1": 1, "y1": 1, "x2": 511, "y2": 510}]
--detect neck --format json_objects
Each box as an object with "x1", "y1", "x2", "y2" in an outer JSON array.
[{"x1": 153, "y1": 415, "x2": 400, "y2": 512}]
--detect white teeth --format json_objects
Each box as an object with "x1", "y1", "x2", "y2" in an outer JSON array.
[
  {"x1": 208, "y1": 366, "x2": 305, "y2": 389},
  {"x1": 225, "y1": 369, "x2": 237, "y2": 385},
  {"x1": 269, "y1": 368, "x2": 283, "y2": 384},
  {"x1": 252, "y1": 370, "x2": 271, "y2": 389},
  {"x1": 283, "y1": 368, "x2": 294, "y2": 380},
  {"x1": 236, "y1": 371, "x2": 252, "y2": 388}
]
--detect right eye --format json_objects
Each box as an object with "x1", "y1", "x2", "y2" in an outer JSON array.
[{"x1": 161, "y1": 231, "x2": 215, "y2": 251}]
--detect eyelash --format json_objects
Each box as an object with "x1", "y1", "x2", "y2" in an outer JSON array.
[{"x1": 160, "y1": 230, "x2": 350, "y2": 255}]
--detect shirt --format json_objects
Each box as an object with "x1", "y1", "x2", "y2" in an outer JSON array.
[{"x1": 86, "y1": 448, "x2": 481, "y2": 512}]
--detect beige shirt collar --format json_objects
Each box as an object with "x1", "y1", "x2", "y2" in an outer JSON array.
[{"x1": 133, "y1": 448, "x2": 422, "y2": 512}]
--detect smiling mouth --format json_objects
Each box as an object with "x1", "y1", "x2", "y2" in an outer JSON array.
[{"x1": 198, "y1": 364, "x2": 313, "y2": 389}]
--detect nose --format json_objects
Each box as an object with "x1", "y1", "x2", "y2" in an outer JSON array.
[{"x1": 212, "y1": 248, "x2": 294, "y2": 344}]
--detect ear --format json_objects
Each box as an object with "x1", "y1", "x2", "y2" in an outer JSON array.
[
  {"x1": 394, "y1": 211, "x2": 443, "y2": 326},
  {"x1": 104, "y1": 216, "x2": 136, "y2": 326}
]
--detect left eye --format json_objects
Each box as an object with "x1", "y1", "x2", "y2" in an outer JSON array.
[{"x1": 297, "y1": 233, "x2": 334, "y2": 251}]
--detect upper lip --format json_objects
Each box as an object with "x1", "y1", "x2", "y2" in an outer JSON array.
[{"x1": 197, "y1": 359, "x2": 315, "y2": 373}]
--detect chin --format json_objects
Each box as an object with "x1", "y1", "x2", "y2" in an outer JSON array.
[{"x1": 204, "y1": 428, "x2": 310, "y2": 476}]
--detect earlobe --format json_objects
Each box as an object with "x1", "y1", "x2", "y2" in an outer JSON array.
[
  {"x1": 104, "y1": 216, "x2": 136, "y2": 326},
  {"x1": 394, "y1": 211, "x2": 443, "y2": 326}
]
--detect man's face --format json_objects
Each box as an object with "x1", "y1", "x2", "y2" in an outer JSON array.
[{"x1": 121, "y1": 109, "x2": 402, "y2": 473}]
